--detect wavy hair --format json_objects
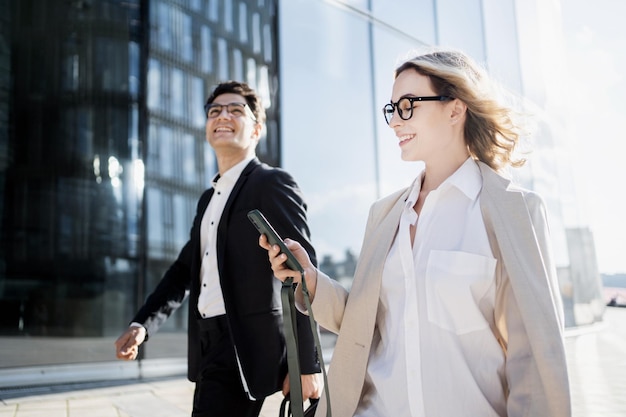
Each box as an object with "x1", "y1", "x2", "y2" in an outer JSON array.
[{"x1": 395, "y1": 50, "x2": 526, "y2": 171}]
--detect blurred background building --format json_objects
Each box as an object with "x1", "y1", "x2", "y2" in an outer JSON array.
[{"x1": 0, "y1": 0, "x2": 605, "y2": 388}]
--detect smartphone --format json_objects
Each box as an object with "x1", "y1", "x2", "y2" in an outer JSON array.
[{"x1": 247, "y1": 209, "x2": 304, "y2": 273}]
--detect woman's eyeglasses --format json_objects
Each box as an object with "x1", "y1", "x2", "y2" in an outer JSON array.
[{"x1": 382, "y1": 96, "x2": 453, "y2": 125}]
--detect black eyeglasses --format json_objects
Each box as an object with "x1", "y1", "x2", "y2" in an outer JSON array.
[
  {"x1": 204, "y1": 102, "x2": 257, "y2": 122},
  {"x1": 382, "y1": 96, "x2": 453, "y2": 125}
]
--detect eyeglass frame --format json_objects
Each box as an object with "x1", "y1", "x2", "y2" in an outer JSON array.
[
  {"x1": 382, "y1": 96, "x2": 453, "y2": 125},
  {"x1": 204, "y1": 102, "x2": 258, "y2": 122}
]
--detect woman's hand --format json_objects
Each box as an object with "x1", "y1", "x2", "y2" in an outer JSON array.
[{"x1": 259, "y1": 235, "x2": 318, "y2": 298}]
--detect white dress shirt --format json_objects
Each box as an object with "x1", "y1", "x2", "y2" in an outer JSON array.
[
  {"x1": 197, "y1": 156, "x2": 256, "y2": 399},
  {"x1": 197, "y1": 157, "x2": 253, "y2": 318},
  {"x1": 355, "y1": 158, "x2": 506, "y2": 417}
]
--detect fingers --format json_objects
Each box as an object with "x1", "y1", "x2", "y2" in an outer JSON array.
[
  {"x1": 258, "y1": 234, "x2": 271, "y2": 249},
  {"x1": 115, "y1": 337, "x2": 138, "y2": 360},
  {"x1": 259, "y1": 236, "x2": 300, "y2": 282},
  {"x1": 116, "y1": 344, "x2": 139, "y2": 360},
  {"x1": 114, "y1": 327, "x2": 145, "y2": 361},
  {"x1": 301, "y1": 373, "x2": 322, "y2": 402}
]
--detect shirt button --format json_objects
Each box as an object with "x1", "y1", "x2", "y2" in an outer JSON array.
[
  {"x1": 210, "y1": 221, "x2": 214, "y2": 225},
  {"x1": 203, "y1": 283, "x2": 206, "y2": 287},
  {"x1": 205, "y1": 251, "x2": 209, "y2": 256}
]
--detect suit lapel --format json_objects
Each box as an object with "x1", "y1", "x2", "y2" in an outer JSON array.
[
  {"x1": 214, "y1": 159, "x2": 259, "y2": 276},
  {"x1": 332, "y1": 188, "x2": 408, "y2": 417},
  {"x1": 350, "y1": 187, "x2": 408, "y2": 298},
  {"x1": 216, "y1": 159, "x2": 259, "y2": 236}
]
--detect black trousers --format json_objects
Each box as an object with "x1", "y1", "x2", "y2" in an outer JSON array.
[{"x1": 192, "y1": 315, "x2": 265, "y2": 417}]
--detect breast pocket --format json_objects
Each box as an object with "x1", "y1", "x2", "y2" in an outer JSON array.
[{"x1": 425, "y1": 250, "x2": 496, "y2": 335}]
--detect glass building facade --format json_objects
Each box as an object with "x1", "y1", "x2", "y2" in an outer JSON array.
[{"x1": 0, "y1": 0, "x2": 603, "y2": 387}]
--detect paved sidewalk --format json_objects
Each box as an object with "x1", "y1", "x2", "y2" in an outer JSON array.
[{"x1": 1, "y1": 307, "x2": 625, "y2": 417}]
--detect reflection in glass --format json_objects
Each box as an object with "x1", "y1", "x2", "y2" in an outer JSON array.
[{"x1": 0, "y1": 0, "x2": 282, "y2": 373}]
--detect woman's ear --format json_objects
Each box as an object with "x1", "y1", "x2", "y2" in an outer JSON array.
[{"x1": 449, "y1": 99, "x2": 467, "y2": 125}]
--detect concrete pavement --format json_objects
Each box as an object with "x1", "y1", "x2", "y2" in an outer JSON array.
[{"x1": 1, "y1": 306, "x2": 625, "y2": 417}]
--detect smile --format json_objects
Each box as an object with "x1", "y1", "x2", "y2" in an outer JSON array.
[{"x1": 398, "y1": 134, "x2": 415, "y2": 146}]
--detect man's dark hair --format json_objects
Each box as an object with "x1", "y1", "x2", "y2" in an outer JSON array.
[{"x1": 205, "y1": 81, "x2": 266, "y2": 124}]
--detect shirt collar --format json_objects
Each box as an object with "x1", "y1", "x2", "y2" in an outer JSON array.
[
  {"x1": 444, "y1": 157, "x2": 482, "y2": 201},
  {"x1": 211, "y1": 156, "x2": 255, "y2": 188},
  {"x1": 405, "y1": 157, "x2": 481, "y2": 207}
]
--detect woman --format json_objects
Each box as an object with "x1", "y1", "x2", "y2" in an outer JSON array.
[{"x1": 260, "y1": 49, "x2": 571, "y2": 417}]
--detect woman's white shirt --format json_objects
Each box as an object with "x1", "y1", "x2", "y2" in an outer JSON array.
[{"x1": 354, "y1": 158, "x2": 507, "y2": 417}]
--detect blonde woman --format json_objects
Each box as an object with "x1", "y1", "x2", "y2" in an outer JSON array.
[{"x1": 261, "y1": 49, "x2": 571, "y2": 417}]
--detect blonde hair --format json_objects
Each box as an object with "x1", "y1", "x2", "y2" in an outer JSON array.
[{"x1": 395, "y1": 49, "x2": 526, "y2": 171}]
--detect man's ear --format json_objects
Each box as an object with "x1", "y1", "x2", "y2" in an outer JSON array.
[{"x1": 251, "y1": 121, "x2": 263, "y2": 140}]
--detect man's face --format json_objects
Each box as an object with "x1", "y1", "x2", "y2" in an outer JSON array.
[{"x1": 205, "y1": 93, "x2": 261, "y2": 157}]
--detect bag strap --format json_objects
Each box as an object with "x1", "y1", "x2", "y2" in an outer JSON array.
[
  {"x1": 281, "y1": 269, "x2": 331, "y2": 417},
  {"x1": 281, "y1": 277, "x2": 304, "y2": 414}
]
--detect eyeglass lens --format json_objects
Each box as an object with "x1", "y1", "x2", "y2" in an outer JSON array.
[
  {"x1": 205, "y1": 103, "x2": 247, "y2": 118},
  {"x1": 383, "y1": 97, "x2": 415, "y2": 125}
]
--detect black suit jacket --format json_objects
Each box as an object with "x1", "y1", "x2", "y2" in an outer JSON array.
[{"x1": 132, "y1": 158, "x2": 320, "y2": 398}]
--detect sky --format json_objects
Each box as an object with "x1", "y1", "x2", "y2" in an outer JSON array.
[{"x1": 560, "y1": 0, "x2": 626, "y2": 274}]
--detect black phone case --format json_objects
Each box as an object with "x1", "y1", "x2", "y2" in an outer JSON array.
[{"x1": 247, "y1": 209, "x2": 304, "y2": 272}]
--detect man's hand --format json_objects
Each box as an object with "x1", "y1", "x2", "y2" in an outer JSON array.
[
  {"x1": 114, "y1": 326, "x2": 146, "y2": 360},
  {"x1": 282, "y1": 373, "x2": 322, "y2": 402}
]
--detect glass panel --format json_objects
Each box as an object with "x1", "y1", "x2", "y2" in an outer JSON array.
[
  {"x1": 190, "y1": 76, "x2": 206, "y2": 128},
  {"x1": 147, "y1": 58, "x2": 161, "y2": 111},
  {"x1": 181, "y1": 133, "x2": 197, "y2": 184},
  {"x1": 190, "y1": 0, "x2": 202, "y2": 11},
  {"x1": 262, "y1": 23, "x2": 272, "y2": 62},
  {"x1": 129, "y1": 42, "x2": 140, "y2": 98},
  {"x1": 201, "y1": 26, "x2": 213, "y2": 73},
  {"x1": 279, "y1": 1, "x2": 377, "y2": 266},
  {"x1": 147, "y1": 188, "x2": 165, "y2": 256},
  {"x1": 181, "y1": 12, "x2": 193, "y2": 62},
  {"x1": 224, "y1": 0, "x2": 233, "y2": 32},
  {"x1": 217, "y1": 38, "x2": 229, "y2": 80},
  {"x1": 252, "y1": 13, "x2": 261, "y2": 54},
  {"x1": 232, "y1": 48, "x2": 243, "y2": 81},
  {"x1": 246, "y1": 58, "x2": 257, "y2": 90},
  {"x1": 61, "y1": 53, "x2": 79, "y2": 91},
  {"x1": 239, "y1": 3, "x2": 248, "y2": 43},
  {"x1": 170, "y1": 68, "x2": 184, "y2": 118},
  {"x1": 160, "y1": 126, "x2": 174, "y2": 178},
  {"x1": 207, "y1": 0, "x2": 219, "y2": 22},
  {"x1": 158, "y1": 2, "x2": 172, "y2": 52},
  {"x1": 173, "y1": 194, "x2": 188, "y2": 248}
]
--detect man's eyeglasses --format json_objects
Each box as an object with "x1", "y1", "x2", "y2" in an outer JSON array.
[
  {"x1": 204, "y1": 102, "x2": 257, "y2": 122},
  {"x1": 382, "y1": 96, "x2": 453, "y2": 125}
]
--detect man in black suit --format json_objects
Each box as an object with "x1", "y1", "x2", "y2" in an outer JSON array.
[{"x1": 114, "y1": 81, "x2": 321, "y2": 416}]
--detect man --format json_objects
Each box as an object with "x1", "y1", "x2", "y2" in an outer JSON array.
[{"x1": 115, "y1": 81, "x2": 321, "y2": 417}]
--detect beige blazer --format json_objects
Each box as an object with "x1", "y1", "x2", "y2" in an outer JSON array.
[{"x1": 311, "y1": 161, "x2": 571, "y2": 417}]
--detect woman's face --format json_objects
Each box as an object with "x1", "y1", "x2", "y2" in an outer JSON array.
[{"x1": 388, "y1": 70, "x2": 458, "y2": 163}]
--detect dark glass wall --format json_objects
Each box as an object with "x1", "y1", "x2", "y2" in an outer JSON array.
[
  {"x1": 0, "y1": 0, "x2": 280, "y2": 368},
  {"x1": 0, "y1": 0, "x2": 9, "y2": 333},
  {"x1": 2, "y1": 0, "x2": 145, "y2": 342}
]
